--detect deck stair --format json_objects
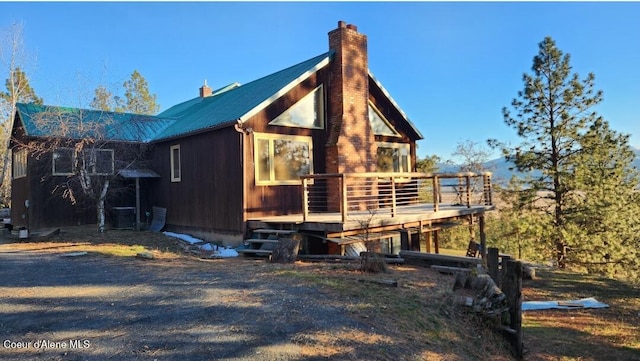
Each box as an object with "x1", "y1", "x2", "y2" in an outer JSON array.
[{"x1": 237, "y1": 229, "x2": 298, "y2": 257}]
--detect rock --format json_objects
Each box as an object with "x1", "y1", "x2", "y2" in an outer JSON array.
[
  {"x1": 136, "y1": 251, "x2": 155, "y2": 260},
  {"x1": 523, "y1": 264, "x2": 536, "y2": 280}
]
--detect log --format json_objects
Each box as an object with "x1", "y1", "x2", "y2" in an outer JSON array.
[
  {"x1": 431, "y1": 265, "x2": 471, "y2": 275},
  {"x1": 270, "y1": 237, "x2": 300, "y2": 263},
  {"x1": 357, "y1": 278, "x2": 399, "y2": 287},
  {"x1": 400, "y1": 250, "x2": 482, "y2": 268}
]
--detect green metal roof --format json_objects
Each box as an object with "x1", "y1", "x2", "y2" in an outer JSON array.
[
  {"x1": 153, "y1": 51, "x2": 333, "y2": 141},
  {"x1": 15, "y1": 103, "x2": 176, "y2": 142},
  {"x1": 15, "y1": 50, "x2": 423, "y2": 144}
]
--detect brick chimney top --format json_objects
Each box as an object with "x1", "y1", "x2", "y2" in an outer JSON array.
[
  {"x1": 336, "y1": 20, "x2": 358, "y2": 32},
  {"x1": 199, "y1": 80, "x2": 212, "y2": 98}
]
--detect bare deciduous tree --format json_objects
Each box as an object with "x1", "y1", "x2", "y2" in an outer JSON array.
[
  {"x1": 0, "y1": 22, "x2": 41, "y2": 206},
  {"x1": 14, "y1": 105, "x2": 151, "y2": 232}
]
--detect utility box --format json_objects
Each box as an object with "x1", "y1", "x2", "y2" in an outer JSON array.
[{"x1": 112, "y1": 207, "x2": 135, "y2": 229}]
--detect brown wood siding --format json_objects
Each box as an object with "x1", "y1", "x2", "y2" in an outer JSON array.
[
  {"x1": 369, "y1": 80, "x2": 418, "y2": 143},
  {"x1": 10, "y1": 167, "x2": 30, "y2": 229},
  {"x1": 369, "y1": 79, "x2": 419, "y2": 171},
  {"x1": 11, "y1": 141, "x2": 155, "y2": 230},
  {"x1": 243, "y1": 69, "x2": 328, "y2": 219},
  {"x1": 150, "y1": 126, "x2": 244, "y2": 234}
]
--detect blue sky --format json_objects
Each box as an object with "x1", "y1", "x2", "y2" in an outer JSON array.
[{"x1": 1, "y1": 2, "x2": 639, "y2": 160}]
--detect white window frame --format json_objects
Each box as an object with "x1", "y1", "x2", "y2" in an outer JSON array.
[
  {"x1": 254, "y1": 133, "x2": 313, "y2": 186},
  {"x1": 12, "y1": 149, "x2": 27, "y2": 179},
  {"x1": 269, "y1": 85, "x2": 325, "y2": 129},
  {"x1": 376, "y1": 142, "x2": 411, "y2": 173},
  {"x1": 170, "y1": 144, "x2": 181, "y2": 182},
  {"x1": 369, "y1": 102, "x2": 400, "y2": 137}
]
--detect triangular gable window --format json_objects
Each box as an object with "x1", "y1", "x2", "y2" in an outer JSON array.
[
  {"x1": 369, "y1": 103, "x2": 400, "y2": 137},
  {"x1": 269, "y1": 85, "x2": 324, "y2": 129}
]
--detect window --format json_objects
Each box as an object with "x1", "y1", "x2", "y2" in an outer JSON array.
[
  {"x1": 269, "y1": 85, "x2": 324, "y2": 129},
  {"x1": 84, "y1": 149, "x2": 114, "y2": 175},
  {"x1": 369, "y1": 102, "x2": 400, "y2": 137},
  {"x1": 52, "y1": 148, "x2": 114, "y2": 176},
  {"x1": 12, "y1": 149, "x2": 27, "y2": 179},
  {"x1": 254, "y1": 133, "x2": 313, "y2": 185},
  {"x1": 377, "y1": 142, "x2": 410, "y2": 173},
  {"x1": 170, "y1": 145, "x2": 181, "y2": 182},
  {"x1": 52, "y1": 148, "x2": 74, "y2": 175}
]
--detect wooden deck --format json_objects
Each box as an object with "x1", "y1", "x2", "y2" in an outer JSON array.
[
  {"x1": 246, "y1": 172, "x2": 495, "y2": 247},
  {"x1": 248, "y1": 203, "x2": 494, "y2": 237}
]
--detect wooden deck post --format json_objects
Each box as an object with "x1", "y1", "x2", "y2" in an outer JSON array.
[
  {"x1": 433, "y1": 230, "x2": 440, "y2": 254},
  {"x1": 341, "y1": 174, "x2": 348, "y2": 223},
  {"x1": 391, "y1": 176, "x2": 397, "y2": 217},
  {"x1": 400, "y1": 229, "x2": 409, "y2": 250},
  {"x1": 432, "y1": 175, "x2": 439, "y2": 212},
  {"x1": 465, "y1": 175, "x2": 471, "y2": 207},
  {"x1": 483, "y1": 172, "x2": 493, "y2": 206},
  {"x1": 302, "y1": 177, "x2": 309, "y2": 222},
  {"x1": 424, "y1": 230, "x2": 431, "y2": 253}
]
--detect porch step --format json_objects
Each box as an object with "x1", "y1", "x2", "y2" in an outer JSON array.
[{"x1": 239, "y1": 228, "x2": 299, "y2": 258}]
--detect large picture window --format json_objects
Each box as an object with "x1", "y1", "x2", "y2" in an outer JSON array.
[
  {"x1": 377, "y1": 142, "x2": 410, "y2": 173},
  {"x1": 12, "y1": 149, "x2": 27, "y2": 179},
  {"x1": 255, "y1": 133, "x2": 313, "y2": 185},
  {"x1": 52, "y1": 148, "x2": 114, "y2": 176},
  {"x1": 269, "y1": 85, "x2": 324, "y2": 129},
  {"x1": 170, "y1": 145, "x2": 181, "y2": 182}
]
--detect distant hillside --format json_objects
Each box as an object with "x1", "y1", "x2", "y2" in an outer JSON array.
[{"x1": 437, "y1": 147, "x2": 640, "y2": 184}]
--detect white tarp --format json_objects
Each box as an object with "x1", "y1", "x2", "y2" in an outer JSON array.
[
  {"x1": 522, "y1": 297, "x2": 609, "y2": 311},
  {"x1": 162, "y1": 231, "x2": 238, "y2": 258}
]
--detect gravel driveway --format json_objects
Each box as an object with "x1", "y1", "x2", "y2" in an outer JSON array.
[{"x1": 0, "y1": 250, "x2": 374, "y2": 361}]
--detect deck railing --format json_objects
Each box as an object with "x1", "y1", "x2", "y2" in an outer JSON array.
[{"x1": 301, "y1": 172, "x2": 493, "y2": 222}]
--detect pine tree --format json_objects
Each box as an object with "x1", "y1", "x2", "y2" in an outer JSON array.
[
  {"x1": 90, "y1": 85, "x2": 114, "y2": 112},
  {"x1": 0, "y1": 67, "x2": 42, "y2": 205},
  {"x1": 496, "y1": 36, "x2": 604, "y2": 267},
  {"x1": 566, "y1": 119, "x2": 640, "y2": 278},
  {"x1": 116, "y1": 70, "x2": 159, "y2": 115}
]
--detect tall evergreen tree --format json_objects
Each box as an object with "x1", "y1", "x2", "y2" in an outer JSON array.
[
  {"x1": 0, "y1": 67, "x2": 42, "y2": 205},
  {"x1": 116, "y1": 70, "x2": 159, "y2": 115},
  {"x1": 0, "y1": 67, "x2": 42, "y2": 106},
  {"x1": 566, "y1": 119, "x2": 640, "y2": 277},
  {"x1": 90, "y1": 85, "x2": 114, "y2": 112},
  {"x1": 495, "y1": 36, "x2": 604, "y2": 267}
]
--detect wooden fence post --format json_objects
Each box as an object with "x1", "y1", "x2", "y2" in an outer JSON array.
[
  {"x1": 502, "y1": 259, "x2": 523, "y2": 359},
  {"x1": 487, "y1": 247, "x2": 500, "y2": 287}
]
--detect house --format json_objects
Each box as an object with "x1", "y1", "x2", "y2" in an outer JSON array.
[{"x1": 10, "y1": 22, "x2": 493, "y2": 254}]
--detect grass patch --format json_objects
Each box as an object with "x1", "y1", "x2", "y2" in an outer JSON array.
[
  {"x1": 522, "y1": 268, "x2": 640, "y2": 360},
  {"x1": 274, "y1": 262, "x2": 514, "y2": 360}
]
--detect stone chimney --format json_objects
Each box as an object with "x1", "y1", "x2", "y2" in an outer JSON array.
[
  {"x1": 199, "y1": 80, "x2": 212, "y2": 98},
  {"x1": 325, "y1": 21, "x2": 377, "y2": 211},
  {"x1": 326, "y1": 21, "x2": 376, "y2": 175}
]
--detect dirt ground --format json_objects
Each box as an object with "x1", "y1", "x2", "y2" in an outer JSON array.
[
  {"x1": 1, "y1": 226, "x2": 497, "y2": 361},
  {"x1": 0, "y1": 234, "x2": 383, "y2": 361}
]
